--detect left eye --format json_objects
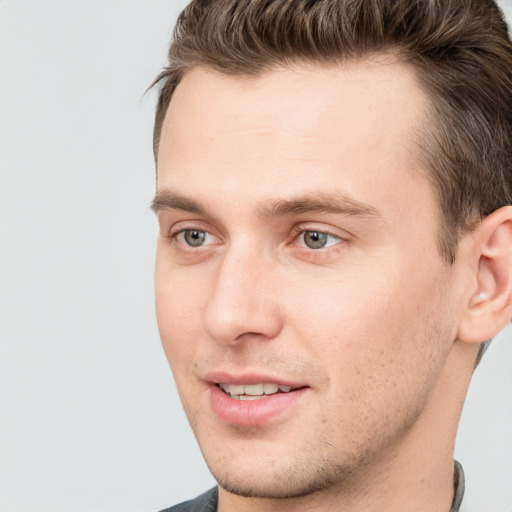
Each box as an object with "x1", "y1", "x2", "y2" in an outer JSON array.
[
  {"x1": 298, "y1": 230, "x2": 341, "y2": 249},
  {"x1": 176, "y1": 229, "x2": 212, "y2": 247}
]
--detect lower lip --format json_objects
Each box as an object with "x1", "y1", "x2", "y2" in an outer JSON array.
[{"x1": 209, "y1": 385, "x2": 307, "y2": 426}]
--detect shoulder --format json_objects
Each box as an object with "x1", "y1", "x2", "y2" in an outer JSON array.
[{"x1": 158, "y1": 487, "x2": 218, "y2": 512}]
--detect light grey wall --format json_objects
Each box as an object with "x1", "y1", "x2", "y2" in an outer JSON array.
[{"x1": 0, "y1": 1, "x2": 510, "y2": 511}]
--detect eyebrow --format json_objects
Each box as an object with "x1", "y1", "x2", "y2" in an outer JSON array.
[
  {"x1": 151, "y1": 190, "x2": 206, "y2": 215},
  {"x1": 151, "y1": 189, "x2": 380, "y2": 219},
  {"x1": 257, "y1": 193, "x2": 380, "y2": 218}
]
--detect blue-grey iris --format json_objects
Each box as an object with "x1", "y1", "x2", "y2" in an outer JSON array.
[
  {"x1": 304, "y1": 231, "x2": 328, "y2": 249},
  {"x1": 185, "y1": 230, "x2": 206, "y2": 246}
]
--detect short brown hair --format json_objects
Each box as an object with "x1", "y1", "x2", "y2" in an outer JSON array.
[{"x1": 151, "y1": 0, "x2": 512, "y2": 265}]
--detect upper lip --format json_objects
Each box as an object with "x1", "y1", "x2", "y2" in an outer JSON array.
[{"x1": 205, "y1": 371, "x2": 307, "y2": 388}]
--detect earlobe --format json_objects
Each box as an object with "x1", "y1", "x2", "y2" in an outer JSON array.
[{"x1": 457, "y1": 206, "x2": 512, "y2": 344}]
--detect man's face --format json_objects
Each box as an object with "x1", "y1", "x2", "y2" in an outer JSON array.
[{"x1": 154, "y1": 61, "x2": 464, "y2": 498}]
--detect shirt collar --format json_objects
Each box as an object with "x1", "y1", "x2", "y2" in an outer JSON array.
[{"x1": 450, "y1": 460, "x2": 465, "y2": 512}]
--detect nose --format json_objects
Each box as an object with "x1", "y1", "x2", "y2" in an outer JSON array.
[{"x1": 203, "y1": 248, "x2": 283, "y2": 346}]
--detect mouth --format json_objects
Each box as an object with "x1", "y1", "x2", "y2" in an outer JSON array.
[
  {"x1": 217, "y1": 382, "x2": 298, "y2": 400},
  {"x1": 207, "y1": 374, "x2": 309, "y2": 425}
]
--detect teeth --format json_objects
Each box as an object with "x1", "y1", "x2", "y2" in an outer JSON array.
[
  {"x1": 228, "y1": 384, "x2": 244, "y2": 395},
  {"x1": 263, "y1": 383, "x2": 279, "y2": 394},
  {"x1": 218, "y1": 382, "x2": 295, "y2": 399},
  {"x1": 245, "y1": 383, "x2": 264, "y2": 395}
]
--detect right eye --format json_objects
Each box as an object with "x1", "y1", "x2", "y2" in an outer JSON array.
[{"x1": 174, "y1": 229, "x2": 213, "y2": 247}]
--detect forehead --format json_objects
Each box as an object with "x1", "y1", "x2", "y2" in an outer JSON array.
[{"x1": 157, "y1": 60, "x2": 433, "y2": 223}]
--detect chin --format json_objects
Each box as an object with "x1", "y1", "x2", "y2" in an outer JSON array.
[{"x1": 205, "y1": 452, "x2": 356, "y2": 500}]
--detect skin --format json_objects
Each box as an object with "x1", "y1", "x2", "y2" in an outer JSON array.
[{"x1": 154, "y1": 60, "x2": 512, "y2": 511}]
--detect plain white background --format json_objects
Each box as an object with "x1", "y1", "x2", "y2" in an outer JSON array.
[{"x1": 1, "y1": 1, "x2": 511, "y2": 511}]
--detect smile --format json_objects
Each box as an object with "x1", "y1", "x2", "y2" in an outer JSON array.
[{"x1": 218, "y1": 382, "x2": 295, "y2": 400}]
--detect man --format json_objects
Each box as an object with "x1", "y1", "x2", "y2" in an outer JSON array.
[{"x1": 150, "y1": 0, "x2": 512, "y2": 510}]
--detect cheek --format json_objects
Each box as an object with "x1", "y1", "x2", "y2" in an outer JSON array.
[
  {"x1": 283, "y1": 256, "x2": 453, "y2": 387},
  {"x1": 282, "y1": 270, "x2": 397, "y2": 353},
  {"x1": 154, "y1": 255, "x2": 209, "y2": 368}
]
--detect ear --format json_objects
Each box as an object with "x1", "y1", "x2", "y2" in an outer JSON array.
[{"x1": 457, "y1": 206, "x2": 512, "y2": 344}]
